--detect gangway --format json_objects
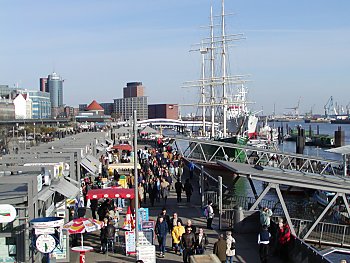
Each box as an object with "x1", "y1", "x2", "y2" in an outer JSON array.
[
  {"x1": 172, "y1": 137, "x2": 350, "y2": 247},
  {"x1": 172, "y1": 136, "x2": 342, "y2": 176}
]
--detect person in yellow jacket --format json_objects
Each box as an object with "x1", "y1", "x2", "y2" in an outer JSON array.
[{"x1": 172, "y1": 221, "x2": 185, "y2": 255}]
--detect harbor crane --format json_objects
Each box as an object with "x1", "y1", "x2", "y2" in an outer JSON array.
[
  {"x1": 324, "y1": 96, "x2": 337, "y2": 118},
  {"x1": 285, "y1": 96, "x2": 301, "y2": 117}
]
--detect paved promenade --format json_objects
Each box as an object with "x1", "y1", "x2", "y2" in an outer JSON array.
[{"x1": 70, "y1": 172, "x2": 283, "y2": 263}]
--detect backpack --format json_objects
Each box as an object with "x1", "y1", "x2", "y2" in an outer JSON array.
[
  {"x1": 230, "y1": 240, "x2": 236, "y2": 250},
  {"x1": 203, "y1": 206, "x2": 208, "y2": 217}
]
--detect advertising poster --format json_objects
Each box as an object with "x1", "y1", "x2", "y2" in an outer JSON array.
[
  {"x1": 138, "y1": 208, "x2": 149, "y2": 231},
  {"x1": 125, "y1": 231, "x2": 136, "y2": 254}
]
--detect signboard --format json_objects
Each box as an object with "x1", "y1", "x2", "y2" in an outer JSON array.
[
  {"x1": 138, "y1": 208, "x2": 149, "y2": 231},
  {"x1": 137, "y1": 245, "x2": 156, "y2": 263},
  {"x1": 52, "y1": 234, "x2": 67, "y2": 260},
  {"x1": 141, "y1": 221, "x2": 155, "y2": 231},
  {"x1": 30, "y1": 217, "x2": 64, "y2": 229},
  {"x1": 35, "y1": 228, "x2": 55, "y2": 235},
  {"x1": 0, "y1": 205, "x2": 16, "y2": 223},
  {"x1": 139, "y1": 231, "x2": 153, "y2": 246},
  {"x1": 125, "y1": 231, "x2": 136, "y2": 254}
]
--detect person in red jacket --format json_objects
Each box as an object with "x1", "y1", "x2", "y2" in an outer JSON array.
[{"x1": 277, "y1": 218, "x2": 290, "y2": 261}]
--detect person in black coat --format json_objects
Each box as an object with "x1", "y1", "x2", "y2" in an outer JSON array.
[
  {"x1": 184, "y1": 179, "x2": 193, "y2": 202},
  {"x1": 175, "y1": 180, "x2": 183, "y2": 203},
  {"x1": 194, "y1": 228, "x2": 209, "y2": 255}
]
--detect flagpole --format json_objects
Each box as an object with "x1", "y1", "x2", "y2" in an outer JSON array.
[{"x1": 133, "y1": 110, "x2": 139, "y2": 252}]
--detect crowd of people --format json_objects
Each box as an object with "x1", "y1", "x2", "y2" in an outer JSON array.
[{"x1": 80, "y1": 138, "x2": 294, "y2": 262}]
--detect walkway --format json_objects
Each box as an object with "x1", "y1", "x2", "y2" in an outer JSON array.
[{"x1": 70, "y1": 171, "x2": 283, "y2": 263}]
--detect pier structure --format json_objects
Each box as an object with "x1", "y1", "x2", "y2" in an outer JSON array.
[{"x1": 172, "y1": 137, "x2": 350, "y2": 248}]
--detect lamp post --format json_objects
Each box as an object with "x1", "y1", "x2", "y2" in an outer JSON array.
[
  {"x1": 133, "y1": 110, "x2": 139, "y2": 252},
  {"x1": 33, "y1": 123, "x2": 36, "y2": 145}
]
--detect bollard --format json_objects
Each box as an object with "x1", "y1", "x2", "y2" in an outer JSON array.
[
  {"x1": 335, "y1": 126, "x2": 345, "y2": 147},
  {"x1": 234, "y1": 207, "x2": 244, "y2": 232}
]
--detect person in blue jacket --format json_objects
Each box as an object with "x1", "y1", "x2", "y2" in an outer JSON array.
[{"x1": 155, "y1": 216, "x2": 168, "y2": 257}]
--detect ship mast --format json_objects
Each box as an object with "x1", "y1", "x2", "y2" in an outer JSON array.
[
  {"x1": 200, "y1": 44, "x2": 208, "y2": 136},
  {"x1": 210, "y1": 5, "x2": 216, "y2": 138},
  {"x1": 221, "y1": 0, "x2": 228, "y2": 137}
]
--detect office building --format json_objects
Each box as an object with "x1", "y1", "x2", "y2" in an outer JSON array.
[
  {"x1": 13, "y1": 94, "x2": 32, "y2": 119},
  {"x1": 0, "y1": 98, "x2": 15, "y2": 120},
  {"x1": 39, "y1": 78, "x2": 48, "y2": 93},
  {"x1": 27, "y1": 91, "x2": 51, "y2": 119},
  {"x1": 114, "y1": 82, "x2": 148, "y2": 121},
  {"x1": 100, "y1": 102, "x2": 114, "y2": 116},
  {"x1": 148, "y1": 104, "x2": 179, "y2": 119},
  {"x1": 123, "y1": 82, "x2": 144, "y2": 98},
  {"x1": 47, "y1": 72, "x2": 63, "y2": 108}
]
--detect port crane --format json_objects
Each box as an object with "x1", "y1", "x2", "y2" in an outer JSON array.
[
  {"x1": 324, "y1": 96, "x2": 337, "y2": 118},
  {"x1": 285, "y1": 97, "x2": 301, "y2": 117}
]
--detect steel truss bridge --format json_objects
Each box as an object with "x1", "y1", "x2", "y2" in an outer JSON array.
[{"x1": 171, "y1": 137, "x2": 350, "y2": 246}]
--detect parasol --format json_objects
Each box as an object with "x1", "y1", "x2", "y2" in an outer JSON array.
[{"x1": 63, "y1": 217, "x2": 103, "y2": 248}]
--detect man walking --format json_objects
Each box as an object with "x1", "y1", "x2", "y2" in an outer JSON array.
[
  {"x1": 214, "y1": 234, "x2": 227, "y2": 263},
  {"x1": 181, "y1": 226, "x2": 196, "y2": 263},
  {"x1": 175, "y1": 179, "x2": 183, "y2": 203},
  {"x1": 155, "y1": 217, "x2": 168, "y2": 257}
]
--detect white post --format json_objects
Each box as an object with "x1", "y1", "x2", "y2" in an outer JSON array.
[{"x1": 133, "y1": 110, "x2": 139, "y2": 252}]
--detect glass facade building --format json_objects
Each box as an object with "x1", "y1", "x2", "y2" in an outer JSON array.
[
  {"x1": 47, "y1": 72, "x2": 63, "y2": 107},
  {"x1": 27, "y1": 91, "x2": 51, "y2": 119}
]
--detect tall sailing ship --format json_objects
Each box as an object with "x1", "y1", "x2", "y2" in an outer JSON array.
[{"x1": 182, "y1": 0, "x2": 277, "y2": 148}]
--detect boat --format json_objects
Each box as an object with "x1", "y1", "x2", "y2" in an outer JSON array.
[{"x1": 183, "y1": 0, "x2": 278, "y2": 156}]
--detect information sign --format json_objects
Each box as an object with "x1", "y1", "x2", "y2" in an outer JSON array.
[
  {"x1": 125, "y1": 231, "x2": 136, "y2": 254},
  {"x1": 138, "y1": 208, "x2": 149, "y2": 230},
  {"x1": 137, "y1": 245, "x2": 156, "y2": 263}
]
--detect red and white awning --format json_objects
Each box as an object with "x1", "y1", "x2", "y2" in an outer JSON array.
[{"x1": 86, "y1": 188, "x2": 135, "y2": 200}]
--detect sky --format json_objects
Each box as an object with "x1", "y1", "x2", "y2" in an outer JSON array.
[{"x1": 1, "y1": 0, "x2": 350, "y2": 116}]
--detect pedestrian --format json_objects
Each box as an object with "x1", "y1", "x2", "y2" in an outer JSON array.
[
  {"x1": 277, "y1": 218, "x2": 291, "y2": 261},
  {"x1": 100, "y1": 218, "x2": 108, "y2": 254},
  {"x1": 138, "y1": 182, "x2": 145, "y2": 205},
  {"x1": 175, "y1": 179, "x2": 183, "y2": 203},
  {"x1": 225, "y1": 231, "x2": 236, "y2": 263},
  {"x1": 206, "y1": 200, "x2": 214, "y2": 230},
  {"x1": 213, "y1": 234, "x2": 227, "y2": 263},
  {"x1": 170, "y1": 212, "x2": 183, "y2": 232},
  {"x1": 184, "y1": 179, "x2": 193, "y2": 202},
  {"x1": 195, "y1": 228, "x2": 209, "y2": 255},
  {"x1": 90, "y1": 198, "x2": 98, "y2": 220},
  {"x1": 161, "y1": 178, "x2": 170, "y2": 204},
  {"x1": 260, "y1": 207, "x2": 273, "y2": 229},
  {"x1": 155, "y1": 217, "x2": 168, "y2": 257},
  {"x1": 106, "y1": 219, "x2": 116, "y2": 253},
  {"x1": 172, "y1": 221, "x2": 185, "y2": 255},
  {"x1": 258, "y1": 225, "x2": 271, "y2": 263},
  {"x1": 159, "y1": 207, "x2": 171, "y2": 232},
  {"x1": 185, "y1": 219, "x2": 196, "y2": 235},
  {"x1": 181, "y1": 226, "x2": 196, "y2": 263}
]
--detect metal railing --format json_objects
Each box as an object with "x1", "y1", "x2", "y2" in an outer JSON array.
[{"x1": 272, "y1": 216, "x2": 350, "y2": 248}]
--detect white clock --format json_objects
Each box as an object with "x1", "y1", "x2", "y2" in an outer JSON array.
[{"x1": 36, "y1": 234, "x2": 57, "y2": 253}]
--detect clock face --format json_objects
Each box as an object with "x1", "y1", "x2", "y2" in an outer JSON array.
[{"x1": 36, "y1": 234, "x2": 56, "y2": 253}]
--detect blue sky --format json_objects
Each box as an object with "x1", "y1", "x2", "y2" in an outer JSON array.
[{"x1": 1, "y1": 0, "x2": 349, "y2": 115}]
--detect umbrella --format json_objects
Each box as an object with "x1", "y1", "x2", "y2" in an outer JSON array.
[
  {"x1": 86, "y1": 188, "x2": 135, "y2": 200},
  {"x1": 63, "y1": 218, "x2": 103, "y2": 248},
  {"x1": 111, "y1": 144, "x2": 132, "y2": 151}
]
